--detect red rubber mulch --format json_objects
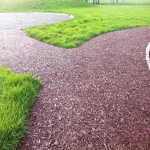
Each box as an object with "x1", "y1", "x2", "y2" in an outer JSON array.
[{"x1": 0, "y1": 27, "x2": 150, "y2": 150}]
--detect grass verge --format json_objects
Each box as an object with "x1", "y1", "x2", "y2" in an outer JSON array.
[
  {"x1": 26, "y1": 6, "x2": 150, "y2": 48},
  {"x1": 0, "y1": 66, "x2": 40, "y2": 150}
]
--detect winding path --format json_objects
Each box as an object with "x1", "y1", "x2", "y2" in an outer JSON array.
[{"x1": 0, "y1": 14, "x2": 150, "y2": 150}]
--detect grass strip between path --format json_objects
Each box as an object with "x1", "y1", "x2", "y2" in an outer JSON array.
[
  {"x1": 0, "y1": 66, "x2": 40, "y2": 150},
  {"x1": 25, "y1": 6, "x2": 150, "y2": 48}
]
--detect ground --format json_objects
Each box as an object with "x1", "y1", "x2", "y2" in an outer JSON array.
[{"x1": 0, "y1": 26, "x2": 150, "y2": 150}]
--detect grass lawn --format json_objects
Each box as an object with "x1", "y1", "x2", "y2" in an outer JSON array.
[
  {"x1": 26, "y1": 6, "x2": 150, "y2": 48},
  {"x1": 0, "y1": 0, "x2": 150, "y2": 149},
  {"x1": 88, "y1": 0, "x2": 150, "y2": 5},
  {"x1": 0, "y1": 67, "x2": 40, "y2": 150}
]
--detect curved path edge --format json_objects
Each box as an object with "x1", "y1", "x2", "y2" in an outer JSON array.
[
  {"x1": 0, "y1": 27, "x2": 150, "y2": 150},
  {"x1": 0, "y1": 12, "x2": 73, "y2": 30}
]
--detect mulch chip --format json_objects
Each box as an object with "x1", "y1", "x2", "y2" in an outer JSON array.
[{"x1": 0, "y1": 27, "x2": 150, "y2": 150}]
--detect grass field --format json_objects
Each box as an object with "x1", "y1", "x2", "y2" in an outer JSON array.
[
  {"x1": 88, "y1": 0, "x2": 150, "y2": 5},
  {"x1": 0, "y1": 0, "x2": 150, "y2": 149},
  {"x1": 0, "y1": 0, "x2": 92, "y2": 12},
  {"x1": 26, "y1": 6, "x2": 150, "y2": 48},
  {"x1": 0, "y1": 67, "x2": 40, "y2": 150}
]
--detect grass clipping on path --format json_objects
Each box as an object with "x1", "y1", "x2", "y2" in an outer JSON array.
[{"x1": 0, "y1": 66, "x2": 40, "y2": 150}]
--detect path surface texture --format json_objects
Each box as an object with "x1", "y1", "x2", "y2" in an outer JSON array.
[
  {"x1": 0, "y1": 13, "x2": 72, "y2": 30},
  {"x1": 0, "y1": 24, "x2": 150, "y2": 149}
]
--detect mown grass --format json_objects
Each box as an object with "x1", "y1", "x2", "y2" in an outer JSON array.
[
  {"x1": 0, "y1": 0, "x2": 92, "y2": 12},
  {"x1": 0, "y1": 67, "x2": 40, "y2": 150},
  {"x1": 88, "y1": 0, "x2": 150, "y2": 5},
  {"x1": 26, "y1": 6, "x2": 150, "y2": 48}
]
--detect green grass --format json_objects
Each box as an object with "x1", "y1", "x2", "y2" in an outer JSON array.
[
  {"x1": 0, "y1": 0, "x2": 92, "y2": 12},
  {"x1": 26, "y1": 6, "x2": 150, "y2": 48},
  {"x1": 88, "y1": 0, "x2": 150, "y2": 5},
  {"x1": 0, "y1": 0, "x2": 150, "y2": 48},
  {"x1": 0, "y1": 66, "x2": 40, "y2": 150}
]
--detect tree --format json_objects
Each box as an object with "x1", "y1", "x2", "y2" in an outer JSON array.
[
  {"x1": 97, "y1": 0, "x2": 100, "y2": 4},
  {"x1": 93, "y1": 0, "x2": 100, "y2": 4}
]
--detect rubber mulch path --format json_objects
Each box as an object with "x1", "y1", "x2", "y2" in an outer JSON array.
[{"x1": 0, "y1": 27, "x2": 150, "y2": 150}]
